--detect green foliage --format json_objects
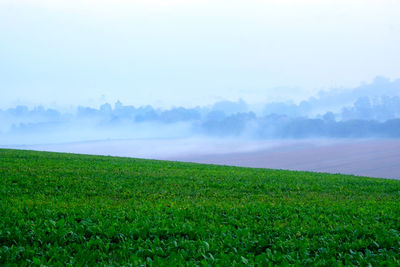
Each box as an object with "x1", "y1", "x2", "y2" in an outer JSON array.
[{"x1": 1, "y1": 149, "x2": 400, "y2": 265}]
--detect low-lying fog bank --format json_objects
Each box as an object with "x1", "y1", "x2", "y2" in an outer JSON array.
[{"x1": 4, "y1": 138, "x2": 399, "y2": 180}]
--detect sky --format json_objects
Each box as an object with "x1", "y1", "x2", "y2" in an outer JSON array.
[{"x1": 1, "y1": 0, "x2": 400, "y2": 109}]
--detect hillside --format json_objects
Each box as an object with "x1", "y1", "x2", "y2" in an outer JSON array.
[{"x1": 1, "y1": 149, "x2": 400, "y2": 265}]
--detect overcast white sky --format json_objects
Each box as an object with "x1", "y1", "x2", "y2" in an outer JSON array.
[{"x1": 1, "y1": 0, "x2": 399, "y2": 108}]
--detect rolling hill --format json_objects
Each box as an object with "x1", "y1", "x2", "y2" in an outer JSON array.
[{"x1": 1, "y1": 149, "x2": 400, "y2": 265}]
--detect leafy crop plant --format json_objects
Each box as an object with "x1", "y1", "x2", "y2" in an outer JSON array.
[{"x1": 1, "y1": 149, "x2": 400, "y2": 265}]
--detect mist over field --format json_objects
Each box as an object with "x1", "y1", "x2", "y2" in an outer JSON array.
[
  {"x1": 2, "y1": 77, "x2": 400, "y2": 180},
  {"x1": 1, "y1": 77, "x2": 400, "y2": 147},
  {"x1": 1, "y1": 0, "x2": 400, "y2": 179}
]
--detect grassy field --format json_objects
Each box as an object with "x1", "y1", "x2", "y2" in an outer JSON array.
[{"x1": 1, "y1": 149, "x2": 400, "y2": 266}]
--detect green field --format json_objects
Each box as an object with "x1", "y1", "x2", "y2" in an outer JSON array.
[{"x1": 1, "y1": 149, "x2": 400, "y2": 266}]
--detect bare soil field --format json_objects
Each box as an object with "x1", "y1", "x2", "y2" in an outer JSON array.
[{"x1": 170, "y1": 139, "x2": 400, "y2": 179}]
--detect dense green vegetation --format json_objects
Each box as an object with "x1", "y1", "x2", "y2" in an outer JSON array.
[{"x1": 1, "y1": 149, "x2": 400, "y2": 266}]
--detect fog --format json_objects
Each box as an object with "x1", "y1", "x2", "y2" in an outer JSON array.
[
  {"x1": 1, "y1": 77, "x2": 400, "y2": 179},
  {"x1": 2, "y1": 1, "x2": 400, "y2": 182},
  {"x1": 3, "y1": 0, "x2": 400, "y2": 109},
  {"x1": 1, "y1": 77, "x2": 400, "y2": 147}
]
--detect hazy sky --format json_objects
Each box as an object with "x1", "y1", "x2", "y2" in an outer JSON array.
[{"x1": 1, "y1": 0, "x2": 399, "y2": 108}]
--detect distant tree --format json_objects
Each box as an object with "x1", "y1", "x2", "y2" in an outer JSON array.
[
  {"x1": 323, "y1": 112, "x2": 335, "y2": 122},
  {"x1": 160, "y1": 107, "x2": 201, "y2": 123},
  {"x1": 212, "y1": 99, "x2": 248, "y2": 115},
  {"x1": 100, "y1": 103, "x2": 112, "y2": 114},
  {"x1": 8, "y1": 105, "x2": 29, "y2": 116}
]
